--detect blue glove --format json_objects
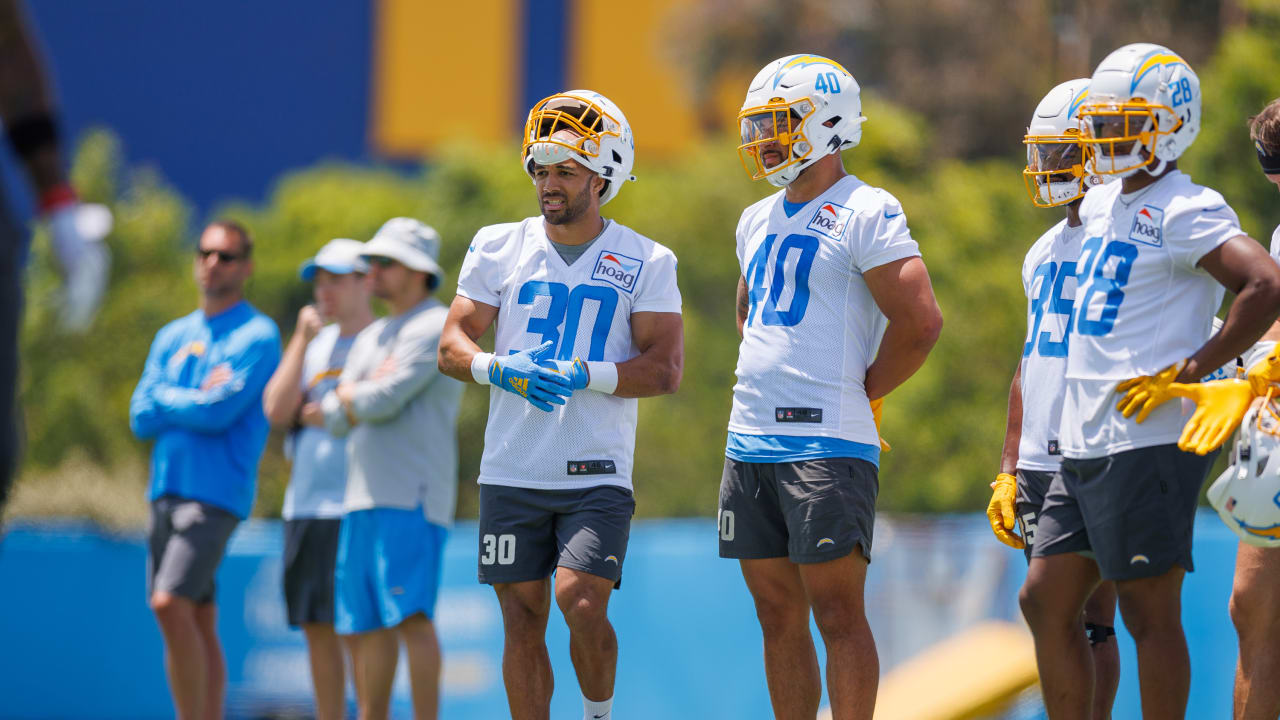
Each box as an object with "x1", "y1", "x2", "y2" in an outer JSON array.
[
  {"x1": 488, "y1": 340, "x2": 573, "y2": 411},
  {"x1": 539, "y1": 357, "x2": 590, "y2": 391}
]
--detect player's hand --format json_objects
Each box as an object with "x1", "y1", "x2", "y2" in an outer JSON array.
[
  {"x1": 298, "y1": 402, "x2": 325, "y2": 427},
  {"x1": 488, "y1": 340, "x2": 573, "y2": 412},
  {"x1": 295, "y1": 304, "x2": 324, "y2": 342},
  {"x1": 1115, "y1": 359, "x2": 1187, "y2": 423},
  {"x1": 1246, "y1": 345, "x2": 1280, "y2": 396},
  {"x1": 201, "y1": 363, "x2": 232, "y2": 391},
  {"x1": 986, "y1": 472, "x2": 1024, "y2": 549},
  {"x1": 539, "y1": 357, "x2": 589, "y2": 391},
  {"x1": 1168, "y1": 379, "x2": 1256, "y2": 455},
  {"x1": 46, "y1": 201, "x2": 113, "y2": 332},
  {"x1": 870, "y1": 397, "x2": 890, "y2": 452}
]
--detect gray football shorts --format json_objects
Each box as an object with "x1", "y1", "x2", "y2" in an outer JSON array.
[
  {"x1": 477, "y1": 484, "x2": 635, "y2": 587},
  {"x1": 1015, "y1": 469, "x2": 1057, "y2": 564},
  {"x1": 283, "y1": 518, "x2": 341, "y2": 627},
  {"x1": 147, "y1": 496, "x2": 240, "y2": 604},
  {"x1": 718, "y1": 457, "x2": 878, "y2": 564},
  {"x1": 1031, "y1": 444, "x2": 1217, "y2": 581}
]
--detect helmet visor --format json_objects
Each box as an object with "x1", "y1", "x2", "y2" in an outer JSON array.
[
  {"x1": 1022, "y1": 136, "x2": 1087, "y2": 207},
  {"x1": 522, "y1": 94, "x2": 621, "y2": 171},
  {"x1": 1078, "y1": 100, "x2": 1179, "y2": 175},
  {"x1": 737, "y1": 99, "x2": 813, "y2": 180}
]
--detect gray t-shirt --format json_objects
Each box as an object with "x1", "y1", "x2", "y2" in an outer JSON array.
[
  {"x1": 549, "y1": 220, "x2": 609, "y2": 265},
  {"x1": 322, "y1": 297, "x2": 464, "y2": 526}
]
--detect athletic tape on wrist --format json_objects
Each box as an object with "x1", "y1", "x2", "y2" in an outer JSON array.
[
  {"x1": 472, "y1": 352, "x2": 494, "y2": 385},
  {"x1": 586, "y1": 361, "x2": 618, "y2": 394}
]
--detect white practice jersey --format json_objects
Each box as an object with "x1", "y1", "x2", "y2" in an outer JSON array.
[
  {"x1": 1061, "y1": 171, "x2": 1243, "y2": 459},
  {"x1": 456, "y1": 217, "x2": 681, "y2": 490},
  {"x1": 1017, "y1": 220, "x2": 1083, "y2": 471},
  {"x1": 728, "y1": 174, "x2": 921, "y2": 445},
  {"x1": 1272, "y1": 224, "x2": 1280, "y2": 261}
]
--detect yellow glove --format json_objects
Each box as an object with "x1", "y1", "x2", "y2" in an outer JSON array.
[
  {"x1": 1115, "y1": 359, "x2": 1187, "y2": 423},
  {"x1": 986, "y1": 473, "x2": 1024, "y2": 549},
  {"x1": 1168, "y1": 379, "x2": 1256, "y2": 455},
  {"x1": 1246, "y1": 345, "x2": 1280, "y2": 396},
  {"x1": 870, "y1": 397, "x2": 890, "y2": 452}
]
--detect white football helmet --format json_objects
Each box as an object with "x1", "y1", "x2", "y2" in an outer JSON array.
[
  {"x1": 1078, "y1": 43, "x2": 1201, "y2": 178},
  {"x1": 1023, "y1": 78, "x2": 1107, "y2": 208},
  {"x1": 1207, "y1": 394, "x2": 1280, "y2": 548},
  {"x1": 737, "y1": 54, "x2": 867, "y2": 187},
  {"x1": 522, "y1": 89, "x2": 636, "y2": 206}
]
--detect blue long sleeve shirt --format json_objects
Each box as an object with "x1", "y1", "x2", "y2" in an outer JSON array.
[{"x1": 129, "y1": 301, "x2": 281, "y2": 518}]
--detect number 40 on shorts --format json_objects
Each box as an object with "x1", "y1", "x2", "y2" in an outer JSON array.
[{"x1": 481, "y1": 533, "x2": 516, "y2": 565}]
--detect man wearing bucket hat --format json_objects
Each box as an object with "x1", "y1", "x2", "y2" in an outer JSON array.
[
  {"x1": 321, "y1": 218, "x2": 463, "y2": 720},
  {"x1": 263, "y1": 238, "x2": 373, "y2": 720}
]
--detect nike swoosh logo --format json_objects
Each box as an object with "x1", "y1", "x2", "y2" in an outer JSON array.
[
  {"x1": 468, "y1": 244, "x2": 477, "y2": 252},
  {"x1": 884, "y1": 210, "x2": 902, "y2": 219},
  {"x1": 1202, "y1": 205, "x2": 1225, "y2": 213}
]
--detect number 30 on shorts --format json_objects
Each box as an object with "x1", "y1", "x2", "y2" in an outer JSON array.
[{"x1": 481, "y1": 533, "x2": 516, "y2": 565}]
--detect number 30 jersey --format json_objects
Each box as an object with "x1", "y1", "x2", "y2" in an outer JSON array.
[
  {"x1": 456, "y1": 217, "x2": 681, "y2": 491},
  {"x1": 1061, "y1": 170, "x2": 1243, "y2": 459},
  {"x1": 728, "y1": 174, "x2": 920, "y2": 455},
  {"x1": 1018, "y1": 220, "x2": 1084, "y2": 471}
]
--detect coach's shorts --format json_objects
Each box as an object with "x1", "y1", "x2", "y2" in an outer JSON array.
[
  {"x1": 283, "y1": 518, "x2": 341, "y2": 627},
  {"x1": 334, "y1": 507, "x2": 447, "y2": 635},
  {"x1": 1031, "y1": 444, "x2": 1216, "y2": 581},
  {"x1": 147, "y1": 496, "x2": 240, "y2": 604},
  {"x1": 477, "y1": 484, "x2": 635, "y2": 587},
  {"x1": 1015, "y1": 469, "x2": 1056, "y2": 564},
  {"x1": 718, "y1": 457, "x2": 878, "y2": 564}
]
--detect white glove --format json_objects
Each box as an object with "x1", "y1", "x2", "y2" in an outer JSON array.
[{"x1": 46, "y1": 202, "x2": 112, "y2": 332}]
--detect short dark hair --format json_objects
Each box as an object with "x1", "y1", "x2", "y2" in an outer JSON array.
[
  {"x1": 205, "y1": 220, "x2": 253, "y2": 257},
  {"x1": 1249, "y1": 98, "x2": 1280, "y2": 155}
]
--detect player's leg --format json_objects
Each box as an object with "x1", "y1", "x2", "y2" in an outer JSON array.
[
  {"x1": 553, "y1": 484, "x2": 634, "y2": 717},
  {"x1": 798, "y1": 552, "x2": 876, "y2": 720},
  {"x1": 1021, "y1": 461, "x2": 1103, "y2": 718},
  {"x1": 1230, "y1": 543, "x2": 1280, "y2": 719},
  {"x1": 283, "y1": 518, "x2": 346, "y2": 720},
  {"x1": 495, "y1": 579, "x2": 554, "y2": 720},
  {"x1": 720, "y1": 458, "x2": 817, "y2": 719},
  {"x1": 335, "y1": 509, "x2": 399, "y2": 720},
  {"x1": 149, "y1": 589, "x2": 207, "y2": 720},
  {"x1": 479, "y1": 484, "x2": 560, "y2": 720},
  {"x1": 399, "y1": 614, "x2": 441, "y2": 720},
  {"x1": 1083, "y1": 581, "x2": 1120, "y2": 720},
  {"x1": 1114, "y1": 568, "x2": 1189, "y2": 718},
  {"x1": 346, "y1": 628, "x2": 399, "y2": 720},
  {"x1": 382, "y1": 513, "x2": 448, "y2": 720},
  {"x1": 740, "y1": 558, "x2": 821, "y2": 720},
  {"x1": 193, "y1": 601, "x2": 226, "y2": 720}
]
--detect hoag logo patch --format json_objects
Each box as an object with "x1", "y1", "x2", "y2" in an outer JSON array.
[
  {"x1": 1128, "y1": 204, "x2": 1164, "y2": 247},
  {"x1": 807, "y1": 201, "x2": 854, "y2": 240},
  {"x1": 592, "y1": 250, "x2": 643, "y2": 293}
]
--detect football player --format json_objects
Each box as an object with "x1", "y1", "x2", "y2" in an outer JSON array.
[
  {"x1": 989, "y1": 78, "x2": 1120, "y2": 718},
  {"x1": 719, "y1": 54, "x2": 942, "y2": 720},
  {"x1": 437, "y1": 90, "x2": 683, "y2": 720},
  {"x1": 1019, "y1": 44, "x2": 1280, "y2": 718}
]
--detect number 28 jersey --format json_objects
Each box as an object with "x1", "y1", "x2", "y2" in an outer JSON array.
[
  {"x1": 728, "y1": 174, "x2": 921, "y2": 454},
  {"x1": 456, "y1": 217, "x2": 681, "y2": 491},
  {"x1": 1061, "y1": 171, "x2": 1243, "y2": 459}
]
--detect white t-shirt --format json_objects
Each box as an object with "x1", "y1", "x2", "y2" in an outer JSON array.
[
  {"x1": 455, "y1": 217, "x2": 682, "y2": 491},
  {"x1": 1060, "y1": 171, "x2": 1244, "y2": 458},
  {"x1": 727, "y1": 174, "x2": 921, "y2": 446},
  {"x1": 1017, "y1": 220, "x2": 1083, "y2": 471},
  {"x1": 283, "y1": 325, "x2": 354, "y2": 519}
]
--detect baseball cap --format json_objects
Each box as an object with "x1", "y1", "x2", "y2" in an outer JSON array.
[
  {"x1": 298, "y1": 238, "x2": 370, "y2": 280},
  {"x1": 361, "y1": 217, "x2": 444, "y2": 278}
]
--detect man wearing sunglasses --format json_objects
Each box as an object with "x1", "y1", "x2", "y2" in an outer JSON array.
[
  {"x1": 321, "y1": 217, "x2": 464, "y2": 720},
  {"x1": 129, "y1": 220, "x2": 281, "y2": 720}
]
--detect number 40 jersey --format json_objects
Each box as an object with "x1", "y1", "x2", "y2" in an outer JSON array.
[
  {"x1": 729, "y1": 175, "x2": 921, "y2": 455},
  {"x1": 457, "y1": 217, "x2": 681, "y2": 491}
]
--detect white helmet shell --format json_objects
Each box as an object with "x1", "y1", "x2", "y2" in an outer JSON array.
[
  {"x1": 737, "y1": 54, "x2": 867, "y2": 187},
  {"x1": 1207, "y1": 400, "x2": 1280, "y2": 548},
  {"x1": 522, "y1": 89, "x2": 636, "y2": 206},
  {"x1": 1023, "y1": 78, "x2": 1107, "y2": 207},
  {"x1": 1079, "y1": 43, "x2": 1201, "y2": 178}
]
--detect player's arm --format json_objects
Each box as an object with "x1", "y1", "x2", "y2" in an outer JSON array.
[
  {"x1": 986, "y1": 363, "x2": 1025, "y2": 548},
  {"x1": 149, "y1": 333, "x2": 282, "y2": 434},
  {"x1": 1180, "y1": 236, "x2": 1280, "y2": 383},
  {"x1": 1000, "y1": 364, "x2": 1023, "y2": 476},
  {"x1": 736, "y1": 275, "x2": 749, "y2": 337},
  {"x1": 614, "y1": 311, "x2": 683, "y2": 398},
  {"x1": 263, "y1": 306, "x2": 321, "y2": 427},
  {"x1": 438, "y1": 295, "x2": 500, "y2": 382},
  {"x1": 129, "y1": 335, "x2": 172, "y2": 439},
  {"x1": 862, "y1": 256, "x2": 944, "y2": 401}
]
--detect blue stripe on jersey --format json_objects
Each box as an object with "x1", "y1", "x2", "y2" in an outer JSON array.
[
  {"x1": 725, "y1": 432, "x2": 880, "y2": 467},
  {"x1": 781, "y1": 198, "x2": 808, "y2": 218}
]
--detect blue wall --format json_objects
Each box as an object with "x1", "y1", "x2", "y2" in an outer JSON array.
[{"x1": 0, "y1": 513, "x2": 1248, "y2": 718}]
